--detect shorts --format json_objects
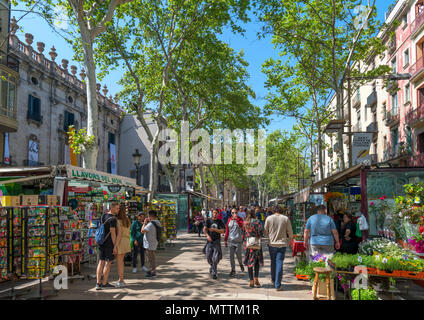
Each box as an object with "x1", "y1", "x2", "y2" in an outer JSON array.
[{"x1": 99, "y1": 244, "x2": 115, "y2": 262}]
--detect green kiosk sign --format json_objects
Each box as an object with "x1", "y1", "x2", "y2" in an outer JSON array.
[{"x1": 66, "y1": 165, "x2": 136, "y2": 187}]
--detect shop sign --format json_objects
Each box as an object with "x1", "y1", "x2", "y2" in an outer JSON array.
[
  {"x1": 66, "y1": 165, "x2": 136, "y2": 187},
  {"x1": 352, "y1": 133, "x2": 373, "y2": 165}
]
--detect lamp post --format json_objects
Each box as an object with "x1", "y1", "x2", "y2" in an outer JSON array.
[{"x1": 132, "y1": 148, "x2": 142, "y2": 186}]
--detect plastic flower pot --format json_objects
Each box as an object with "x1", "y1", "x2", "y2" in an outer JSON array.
[
  {"x1": 376, "y1": 269, "x2": 394, "y2": 276},
  {"x1": 296, "y1": 274, "x2": 309, "y2": 280},
  {"x1": 366, "y1": 267, "x2": 377, "y2": 275},
  {"x1": 399, "y1": 271, "x2": 419, "y2": 278}
]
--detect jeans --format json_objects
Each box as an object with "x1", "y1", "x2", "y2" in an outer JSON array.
[
  {"x1": 268, "y1": 246, "x2": 286, "y2": 289},
  {"x1": 146, "y1": 249, "x2": 156, "y2": 273},
  {"x1": 228, "y1": 242, "x2": 243, "y2": 271},
  {"x1": 197, "y1": 222, "x2": 204, "y2": 236},
  {"x1": 248, "y1": 260, "x2": 260, "y2": 281},
  {"x1": 206, "y1": 241, "x2": 222, "y2": 276},
  {"x1": 132, "y1": 243, "x2": 145, "y2": 268}
]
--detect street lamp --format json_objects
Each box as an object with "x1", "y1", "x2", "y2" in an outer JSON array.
[{"x1": 132, "y1": 148, "x2": 142, "y2": 186}]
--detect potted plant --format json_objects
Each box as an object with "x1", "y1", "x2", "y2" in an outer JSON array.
[{"x1": 351, "y1": 288, "x2": 378, "y2": 300}]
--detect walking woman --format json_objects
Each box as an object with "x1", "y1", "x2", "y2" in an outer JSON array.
[
  {"x1": 243, "y1": 208, "x2": 264, "y2": 288},
  {"x1": 224, "y1": 208, "x2": 245, "y2": 277},
  {"x1": 113, "y1": 204, "x2": 132, "y2": 287},
  {"x1": 339, "y1": 213, "x2": 358, "y2": 254}
]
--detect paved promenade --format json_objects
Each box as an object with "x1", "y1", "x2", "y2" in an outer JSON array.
[{"x1": 40, "y1": 233, "x2": 312, "y2": 300}]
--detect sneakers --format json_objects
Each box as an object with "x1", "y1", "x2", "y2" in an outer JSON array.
[
  {"x1": 249, "y1": 280, "x2": 254, "y2": 288},
  {"x1": 145, "y1": 271, "x2": 157, "y2": 278},
  {"x1": 115, "y1": 281, "x2": 126, "y2": 288},
  {"x1": 132, "y1": 268, "x2": 137, "y2": 273},
  {"x1": 95, "y1": 283, "x2": 102, "y2": 290},
  {"x1": 212, "y1": 274, "x2": 218, "y2": 280},
  {"x1": 142, "y1": 266, "x2": 149, "y2": 272},
  {"x1": 276, "y1": 286, "x2": 283, "y2": 291},
  {"x1": 102, "y1": 283, "x2": 115, "y2": 288},
  {"x1": 229, "y1": 270, "x2": 236, "y2": 278},
  {"x1": 240, "y1": 265, "x2": 245, "y2": 272},
  {"x1": 254, "y1": 278, "x2": 261, "y2": 288}
]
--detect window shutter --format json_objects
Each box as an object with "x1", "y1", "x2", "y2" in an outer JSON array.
[
  {"x1": 34, "y1": 97, "x2": 40, "y2": 119},
  {"x1": 28, "y1": 95, "x2": 33, "y2": 115},
  {"x1": 64, "y1": 111, "x2": 69, "y2": 131},
  {"x1": 69, "y1": 112, "x2": 75, "y2": 127}
]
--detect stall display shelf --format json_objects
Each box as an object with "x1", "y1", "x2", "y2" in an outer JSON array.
[{"x1": 0, "y1": 208, "x2": 8, "y2": 280}]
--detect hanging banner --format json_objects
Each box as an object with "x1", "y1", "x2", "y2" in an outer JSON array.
[
  {"x1": 110, "y1": 143, "x2": 117, "y2": 174},
  {"x1": 4, "y1": 133, "x2": 10, "y2": 165},
  {"x1": 28, "y1": 139, "x2": 39, "y2": 166},
  {"x1": 352, "y1": 132, "x2": 373, "y2": 165}
]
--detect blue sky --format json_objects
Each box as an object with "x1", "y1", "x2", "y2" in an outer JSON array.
[{"x1": 12, "y1": 0, "x2": 394, "y2": 134}]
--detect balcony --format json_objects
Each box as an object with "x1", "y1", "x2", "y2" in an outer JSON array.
[
  {"x1": 388, "y1": 39, "x2": 396, "y2": 55},
  {"x1": 352, "y1": 92, "x2": 361, "y2": 109},
  {"x1": 409, "y1": 56, "x2": 424, "y2": 82},
  {"x1": 367, "y1": 121, "x2": 378, "y2": 140},
  {"x1": 405, "y1": 107, "x2": 424, "y2": 128},
  {"x1": 0, "y1": 105, "x2": 17, "y2": 132},
  {"x1": 352, "y1": 123, "x2": 361, "y2": 132},
  {"x1": 366, "y1": 91, "x2": 377, "y2": 108},
  {"x1": 385, "y1": 110, "x2": 400, "y2": 127},
  {"x1": 23, "y1": 160, "x2": 45, "y2": 166},
  {"x1": 411, "y1": 11, "x2": 424, "y2": 37}
]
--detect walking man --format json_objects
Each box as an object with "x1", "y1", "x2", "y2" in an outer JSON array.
[
  {"x1": 141, "y1": 210, "x2": 162, "y2": 278},
  {"x1": 204, "y1": 208, "x2": 226, "y2": 279},
  {"x1": 96, "y1": 202, "x2": 118, "y2": 290},
  {"x1": 264, "y1": 206, "x2": 293, "y2": 291},
  {"x1": 303, "y1": 205, "x2": 340, "y2": 259},
  {"x1": 224, "y1": 208, "x2": 245, "y2": 277},
  {"x1": 131, "y1": 212, "x2": 148, "y2": 273}
]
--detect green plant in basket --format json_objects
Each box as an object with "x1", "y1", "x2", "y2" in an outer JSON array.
[{"x1": 351, "y1": 288, "x2": 377, "y2": 300}]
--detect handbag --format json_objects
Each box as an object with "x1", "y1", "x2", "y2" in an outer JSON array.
[{"x1": 246, "y1": 236, "x2": 261, "y2": 250}]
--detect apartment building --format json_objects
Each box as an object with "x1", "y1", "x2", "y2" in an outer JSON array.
[
  {"x1": 316, "y1": 0, "x2": 424, "y2": 181},
  {"x1": 0, "y1": 1, "x2": 19, "y2": 164},
  {"x1": 2, "y1": 19, "x2": 121, "y2": 172}
]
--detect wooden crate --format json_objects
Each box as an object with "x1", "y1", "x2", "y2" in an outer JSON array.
[
  {"x1": 0, "y1": 195, "x2": 21, "y2": 206},
  {"x1": 21, "y1": 195, "x2": 39, "y2": 206}
]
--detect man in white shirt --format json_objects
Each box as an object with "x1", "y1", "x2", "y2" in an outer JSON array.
[{"x1": 141, "y1": 210, "x2": 162, "y2": 278}]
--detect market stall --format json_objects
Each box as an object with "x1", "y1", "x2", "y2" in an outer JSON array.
[{"x1": 0, "y1": 165, "x2": 147, "y2": 288}]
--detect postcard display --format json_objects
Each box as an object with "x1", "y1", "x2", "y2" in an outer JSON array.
[
  {"x1": 0, "y1": 208, "x2": 7, "y2": 280},
  {"x1": 0, "y1": 206, "x2": 60, "y2": 281},
  {"x1": 68, "y1": 194, "x2": 104, "y2": 264}
]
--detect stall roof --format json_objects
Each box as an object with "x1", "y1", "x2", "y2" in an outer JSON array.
[
  {"x1": 279, "y1": 192, "x2": 296, "y2": 202},
  {"x1": 0, "y1": 165, "x2": 147, "y2": 191},
  {"x1": 310, "y1": 164, "x2": 362, "y2": 191}
]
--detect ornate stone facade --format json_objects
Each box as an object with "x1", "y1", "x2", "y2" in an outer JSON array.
[{"x1": 5, "y1": 20, "x2": 122, "y2": 172}]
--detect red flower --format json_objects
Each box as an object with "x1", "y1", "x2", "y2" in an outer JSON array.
[{"x1": 419, "y1": 226, "x2": 424, "y2": 234}]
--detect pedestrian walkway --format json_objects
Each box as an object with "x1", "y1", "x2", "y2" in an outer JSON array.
[{"x1": 43, "y1": 233, "x2": 312, "y2": 300}]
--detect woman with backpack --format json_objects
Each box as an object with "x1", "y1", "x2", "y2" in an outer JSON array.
[
  {"x1": 113, "y1": 204, "x2": 132, "y2": 287},
  {"x1": 243, "y1": 208, "x2": 264, "y2": 288}
]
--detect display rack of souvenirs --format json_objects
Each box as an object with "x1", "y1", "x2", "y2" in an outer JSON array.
[
  {"x1": 0, "y1": 208, "x2": 8, "y2": 280},
  {"x1": 126, "y1": 201, "x2": 140, "y2": 221},
  {"x1": 26, "y1": 207, "x2": 48, "y2": 279},
  {"x1": 58, "y1": 206, "x2": 82, "y2": 273},
  {"x1": 48, "y1": 207, "x2": 59, "y2": 275},
  {"x1": 11, "y1": 207, "x2": 23, "y2": 277}
]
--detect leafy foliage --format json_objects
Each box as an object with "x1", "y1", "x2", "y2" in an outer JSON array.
[{"x1": 67, "y1": 126, "x2": 96, "y2": 155}]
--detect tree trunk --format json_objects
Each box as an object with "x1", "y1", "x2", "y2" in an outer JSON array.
[
  {"x1": 80, "y1": 30, "x2": 99, "y2": 169},
  {"x1": 148, "y1": 129, "x2": 160, "y2": 202},
  {"x1": 317, "y1": 119, "x2": 324, "y2": 182},
  {"x1": 199, "y1": 164, "x2": 207, "y2": 195}
]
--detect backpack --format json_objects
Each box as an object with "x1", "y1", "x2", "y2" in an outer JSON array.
[
  {"x1": 151, "y1": 221, "x2": 162, "y2": 242},
  {"x1": 95, "y1": 215, "x2": 114, "y2": 246}
]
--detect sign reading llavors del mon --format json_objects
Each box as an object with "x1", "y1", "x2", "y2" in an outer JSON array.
[{"x1": 65, "y1": 165, "x2": 136, "y2": 187}]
